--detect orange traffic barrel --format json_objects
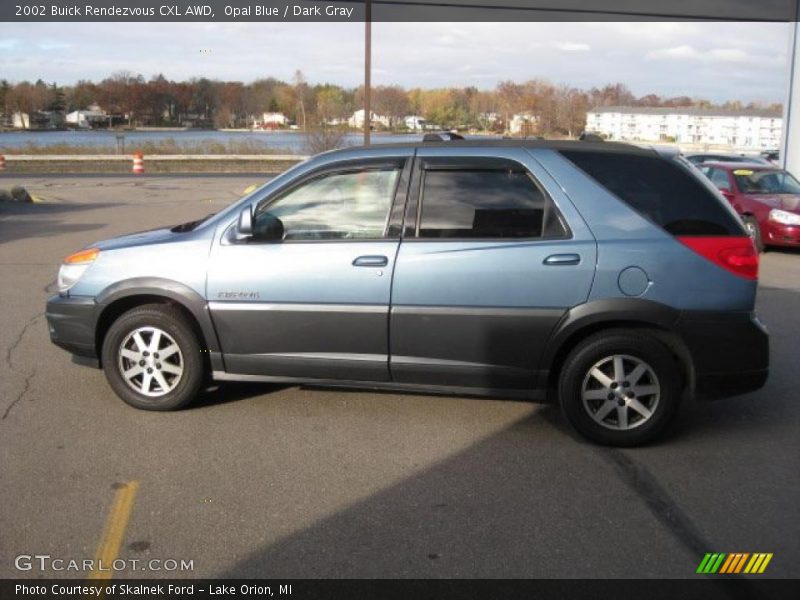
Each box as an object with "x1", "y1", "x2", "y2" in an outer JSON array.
[
  {"x1": 132, "y1": 152, "x2": 144, "y2": 175},
  {"x1": 0, "y1": 154, "x2": 5, "y2": 172}
]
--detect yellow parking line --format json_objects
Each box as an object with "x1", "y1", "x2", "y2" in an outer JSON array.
[{"x1": 87, "y1": 481, "x2": 139, "y2": 580}]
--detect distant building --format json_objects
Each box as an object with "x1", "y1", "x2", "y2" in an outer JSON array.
[
  {"x1": 255, "y1": 112, "x2": 288, "y2": 129},
  {"x1": 509, "y1": 112, "x2": 540, "y2": 135},
  {"x1": 12, "y1": 112, "x2": 30, "y2": 129},
  {"x1": 404, "y1": 115, "x2": 427, "y2": 131},
  {"x1": 348, "y1": 109, "x2": 391, "y2": 129},
  {"x1": 586, "y1": 106, "x2": 782, "y2": 149},
  {"x1": 66, "y1": 109, "x2": 107, "y2": 129},
  {"x1": 12, "y1": 111, "x2": 60, "y2": 129}
]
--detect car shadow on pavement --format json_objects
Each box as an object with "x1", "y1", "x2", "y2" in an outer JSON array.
[
  {"x1": 215, "y1": 398, "x2": 790, "y2": 582},
  {"x1": 210, "y1": 285, "x2": 797, "y2": 581},
  {"x1": 0, "y1": 201, "x2": 118, "y2": 246},
  {"x1": 190, "y1": 382, "x2": 291, "y2": 409}
]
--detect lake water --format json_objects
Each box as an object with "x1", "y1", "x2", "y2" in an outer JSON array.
[{"x1": 0, "y1": 130, "x2": 429, "y2": 153}]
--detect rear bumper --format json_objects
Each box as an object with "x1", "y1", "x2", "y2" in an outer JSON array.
[
  {"x1": 676, "y1": 310, "x2": 769, "y2": 400},
  {"x1": 46, "y1": 294, "x2": 100, "y2": 366}
]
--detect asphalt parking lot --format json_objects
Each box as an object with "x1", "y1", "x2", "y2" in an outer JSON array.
[{"x1": 0, "y1": 175, "x2": 798, "y2": 580}]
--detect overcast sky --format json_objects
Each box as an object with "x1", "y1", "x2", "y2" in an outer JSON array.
[{"x1": 0, "y1": 21, "x2": 790, "y2": 103}]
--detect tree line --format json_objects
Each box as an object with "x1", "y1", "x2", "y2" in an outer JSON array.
[{"x1": 0, "y1": 71, "x2": 783, "y2": 135}]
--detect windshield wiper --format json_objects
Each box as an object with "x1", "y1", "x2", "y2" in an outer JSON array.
[{"x1": 171, "y1": 213, "x2": 215, "y2": 233}]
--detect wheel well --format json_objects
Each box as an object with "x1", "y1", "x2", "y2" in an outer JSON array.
[
  {"x1": 546, "y1": 320, "x2": 695, "y2": 396},
  {"x1": 95, "y1": 295, "x2": 208, "y2": 366}
]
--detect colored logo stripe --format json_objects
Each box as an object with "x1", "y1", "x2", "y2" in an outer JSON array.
[
  {"x1": 744, "y1": 553, "x2": 773, "y2": 574},
  {"x1": 698, "y1": 553, "x2": 773, "y2": 574}
]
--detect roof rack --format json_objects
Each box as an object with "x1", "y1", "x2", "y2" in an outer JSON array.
[{"x1": 423, "y1": 132, "x2": 465, "y2": 142}]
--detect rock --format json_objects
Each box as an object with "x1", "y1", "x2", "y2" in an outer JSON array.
[{"x1": 10, "y1": 186, "x2": 33, "y2": 203}]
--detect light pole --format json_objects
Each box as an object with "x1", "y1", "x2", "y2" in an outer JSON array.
[
  {"x1": 364, "y1": 0, "x2": 372, "y2": 145},
  {"x1": 781, "y1": 18, "x2": 799, "y2": 172}
]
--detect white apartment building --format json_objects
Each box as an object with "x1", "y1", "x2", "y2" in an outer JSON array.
[{"x1": 586, "y1": 106, "x2": 782, "y2": 149}]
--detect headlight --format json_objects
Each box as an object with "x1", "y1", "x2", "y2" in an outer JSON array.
[
  {"x1": 57, "y1": 247, "x2": 100, "y2": 293},
  {"x1": 768, "y1": 209, "x2": 800, "y2": 226}
]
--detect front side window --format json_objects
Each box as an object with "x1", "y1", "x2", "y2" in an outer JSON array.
[
  {"x1": 258, "y1": 167, "x2": 400, "y2": 240},
  {"x1": 708, "y1": 168, "x2": 732, "y2": 191},
  {"x1": 418, "y1": 168, "x2": 566, "y2": 239}
]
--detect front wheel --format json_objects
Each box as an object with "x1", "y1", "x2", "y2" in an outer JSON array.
[
  {"x1": 558, "y1": 330, "x2": 682, "y2": 446},
  {"x1": 742, "y1": 215, "x2": 764, "y2": 253},
  {"x1": 101, "y1": 304, "x2": 204, "y2": 410}
]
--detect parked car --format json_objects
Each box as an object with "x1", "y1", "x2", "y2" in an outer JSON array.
[
  {"x1": 46, "y1": 140, "x2": 768, "y2": 446},
  {"x1": 698, "y1": 161, "x2": 800, "y2": 250},
  {"x1": 684, "y1": 152, "x2": 772, "y2": 165}
]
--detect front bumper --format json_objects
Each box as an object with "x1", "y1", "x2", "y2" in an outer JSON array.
[
  {"x1": 764, "y1": 221, "x2": 800, "y2": 247},
  {"x1": 676, "y1": 310, "x2": 769, "y2": 400},
  {"x1": 46, "y1": 294, "x2": 100, "y2": 366}
]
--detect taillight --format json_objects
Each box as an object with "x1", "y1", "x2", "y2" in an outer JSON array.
[{"x1": 677, "y1": 236, "x2": 758, "y2": 280}]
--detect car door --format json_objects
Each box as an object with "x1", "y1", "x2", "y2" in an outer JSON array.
[
  {"x1": 207, "y1": 154, "x2": 412, "y2": 382},
  {"x1": 389, "y1": 146, "x2": 596, "y2": 391}
]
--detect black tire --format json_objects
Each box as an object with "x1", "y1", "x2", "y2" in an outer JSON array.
[
  {"x1": 742, "y1": 215, "x2": 764, "y2": 253},
  {"x1": 101, "y1": 304, "x2": 204, "y2": 411},
  {"x1": 558, "y1": 330, "x2": 683, "y2": 446}
]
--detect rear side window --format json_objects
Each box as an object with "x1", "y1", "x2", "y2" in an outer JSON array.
[
  {"x1": 418, "y1": 169, "x2": 568, "y2": 239},
  {"x1": 560, "y1": 151, "x2": 744, "y2": 236}
]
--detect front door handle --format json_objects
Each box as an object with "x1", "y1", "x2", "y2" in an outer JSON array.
[
  {"x1": 352, "y1": 255, "x2": 388, "y2": 267},
  {"x1": 543, "y1": 253, "x2": 581, "y2": 266}
]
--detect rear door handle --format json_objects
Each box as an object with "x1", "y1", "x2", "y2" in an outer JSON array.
[
  {"x1": 543, "y1": 253, "x2": 581, "y2": 266},
  {"x1": 352, "y1": 255, "x2": 388, "y2": 267}
]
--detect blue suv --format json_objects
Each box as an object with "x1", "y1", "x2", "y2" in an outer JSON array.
[{"x1": 46, "y1": 141, "x2": 769, "y2": 445}]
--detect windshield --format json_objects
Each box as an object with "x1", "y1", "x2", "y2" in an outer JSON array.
[{"x1": 733, "y1": 169, "x2": 800, "y2": 195}]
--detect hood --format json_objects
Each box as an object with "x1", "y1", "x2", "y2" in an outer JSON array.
[
  {"x1": 748, "y1": 193, "x2": 800, "y2": 212},
  {"x1": 90, "y1": 226, "x2": 185, "y2": 252},
  {"x1": 88, "y1": 214, "x2": 215, "y2": 251}
]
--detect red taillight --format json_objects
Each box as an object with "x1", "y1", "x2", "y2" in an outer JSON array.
[{"x1": 677, "y1": 236, "x2": 758, "y2": 280}]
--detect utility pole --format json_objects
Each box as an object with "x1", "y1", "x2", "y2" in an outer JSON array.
[{"x1": 364, "y1": 0, "x2": 372, "y2": 145}]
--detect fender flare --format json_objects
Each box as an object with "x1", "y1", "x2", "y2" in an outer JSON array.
[
  {"x1": 539, "y1": 298, "x2": 682, "y2": 375},
  {"x1": 95, "y1": 277, "x2": 221, "y2": 353}
]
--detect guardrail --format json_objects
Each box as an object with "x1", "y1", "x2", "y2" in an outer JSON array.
[{"x1": 3, "y1": 154, "x2": 309, "y2": 161}]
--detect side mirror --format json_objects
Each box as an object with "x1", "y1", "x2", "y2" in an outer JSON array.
[
  {"x1": 235, "y1": 206, "x2": 253, "y2": 240},
  {"x1": 252, "y1": 211, "x2": 285, "y2": 242},
  {"x1": 718, "y1": 188, "x2": 734, "y2": 200}
]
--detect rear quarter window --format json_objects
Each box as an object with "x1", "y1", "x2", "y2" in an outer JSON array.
[{"x1": 560, "y1": 150, "x2": 745, "y2": 236}]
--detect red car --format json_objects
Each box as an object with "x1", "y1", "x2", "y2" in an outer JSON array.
[{"x1": 699, "y1": 161, "x2": 800, "y2": 250}]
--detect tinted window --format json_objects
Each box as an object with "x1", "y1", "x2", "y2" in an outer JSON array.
[
  {"x1": 260, "y1": 167, "x2": 400, "y2": 240},
  {"x1": 707, "y1": 168, "x2": 732, "y2": 191},
  {"x1": 561, "y1": 151, "x2": 745, "y2": 236},
  {"x1": 418, "y1": 169, "x2": 566, "y2": 239}
]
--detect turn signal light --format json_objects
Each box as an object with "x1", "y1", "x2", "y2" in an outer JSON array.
[{"x1": 64, "y1": 247, "x2": 100, "y2": 264}]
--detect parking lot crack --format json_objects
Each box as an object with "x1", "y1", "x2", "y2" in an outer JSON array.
[{"x1": 2, "y1": 311, "x2": 44, "y2": 420}]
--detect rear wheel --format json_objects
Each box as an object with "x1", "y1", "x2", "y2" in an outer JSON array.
[
  {"x1": 102, "y1": 304, "x2": 204, "y2": 410},
  {"x1": 558, "y1": 330, "x2": 682, "y2": 446},
  {"x1": 742, "y1": 215, "x2": 764, "y2": 253}
]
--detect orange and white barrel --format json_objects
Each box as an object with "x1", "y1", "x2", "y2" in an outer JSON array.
[
  {"x1": 0, "y1": 154, "x2": 6, "y2": 172},
  {"x1": 132, "y1": 152, "x2": 144, "y2": 175}
]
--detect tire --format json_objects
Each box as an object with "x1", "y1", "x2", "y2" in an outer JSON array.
[
  {"x1": 742, "y1": 215, "x2": 764, "y2": 253},
  {"x1": 558, "y1": 330, "x2": 682, "y2": 446},
  {"x1": 101, "y1": 304, "x2": 204, "y2": 411}
]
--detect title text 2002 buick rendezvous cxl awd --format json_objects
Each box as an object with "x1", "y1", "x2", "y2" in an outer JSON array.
[{"x1": 46, "y1": 140, "x2": 769, "y2": 446}]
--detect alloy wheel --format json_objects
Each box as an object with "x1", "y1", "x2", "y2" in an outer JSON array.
[{"x1": 581, "y1": 354, "x2": 660, "y2": 430}]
